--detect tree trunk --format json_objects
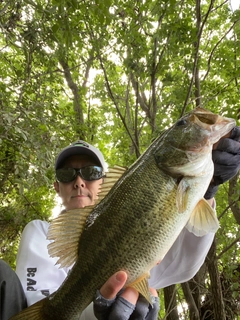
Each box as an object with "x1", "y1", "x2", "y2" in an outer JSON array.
[
  {"x1": 229, "y1": 172, "x2": 240, "y2": 225},
  {"x1": 163, "y1": 284, "x2": 179, "y2": 320},
  {"x1": 181, "y1": 281, "x2": 200, "y2": 320},
  {"x1": 206, "y1": 237, "x2": 226, "y2": 320}
]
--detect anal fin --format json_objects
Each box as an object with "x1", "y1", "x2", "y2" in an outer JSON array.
[{"x1": 126, "y1": 273, "x2": 153, "y2": 305}]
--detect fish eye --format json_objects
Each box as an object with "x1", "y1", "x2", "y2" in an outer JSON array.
[{"x1": 176, "y1": 119, "x2": 187, "y2": 126}]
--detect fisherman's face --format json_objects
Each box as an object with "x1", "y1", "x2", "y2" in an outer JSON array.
[{"x1": 54, "y1": 155, "x2": 103, "y2": 211}]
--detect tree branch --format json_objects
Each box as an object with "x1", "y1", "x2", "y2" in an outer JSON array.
[
  {"x1": 203, "y1": 20, "x2": 239, "y2": 81},
  {"x1": 98, "y1": 55, "x2": 140, "y2": 157},
  {"x1": 182, "y1": 0, "x2": 215, "y2": 116},
  {"x1": 217, "y1": 235, "x2": 240, "y2": 260},
  {"x1": 59, "y1": 58, "x2": 85, "y2": 137}
]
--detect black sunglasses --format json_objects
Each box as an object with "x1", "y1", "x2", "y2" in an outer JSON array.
[{"x1": 56, "y1": 166, "x2": 105, "y2": 183}]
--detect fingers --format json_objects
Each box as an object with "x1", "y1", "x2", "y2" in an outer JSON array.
[
  {"x1": 94, "y1": 289, "x2": 137, "y2": 320},
  {"x1": 230, "y1": 126, "x2": 240, "y2": 141},
  {"x1": 94, "y1": 272, "x2": 137, "y2": 320},
  {"x1": 120, "y1": 287, "x2": 139, "y2": 305},
  {"x1": 213, "y1": 126, "x2": 240, "y2": 150},
  {"x1": 149, "y1": 287, "x2": 158, "y2": 297},
  {"x1": 130, "y1": 288, "x2": 159, "y2": 320},
  {"x1": 212, "y1": 138, "x2": 240, "y2": 185},
  {"x1": 107, "y1": 296, "x2": 135, "y2": 320},
  {"x1": 145, "y1": 296, "x2": 160, "y2": 320},
  {"x1": 215, "y1": 139, "x2": 240, "y2": 155},
  {"x1": 100, "y1": 271, "x2": 128, "y2": 300},
  {"x1": 210, "y1": 126, "x2": 240, "y2": 187},
  {"x1": 130, "y1": 295, "x2": 151, "y2": 319},
  {"x1": 94, "y1": 272, "x2": 159, "y2": 320}
]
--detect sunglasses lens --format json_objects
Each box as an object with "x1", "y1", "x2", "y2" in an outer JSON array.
[
  {"x1": 56, "y1": 168, "x2": 76, "y2": 183},
  {"x1": 56, "y1": 166, "x2": 104, "y2": 183},
  {"x1": 80, "y1": 166, "x2": 103, "y2": 181}
]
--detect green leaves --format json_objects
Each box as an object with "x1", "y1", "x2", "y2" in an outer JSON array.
[{"x1": 0, "y1": 0, "x2": 239, "y2": 316}]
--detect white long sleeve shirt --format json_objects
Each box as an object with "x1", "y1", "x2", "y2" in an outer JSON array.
[{"x1": 16, "y1": 218, "x2": 215, "y2": 319}]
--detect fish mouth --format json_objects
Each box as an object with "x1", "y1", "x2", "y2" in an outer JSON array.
[
  {"x1": 154, "y1": 107, "x2": 236, "y2": 176},
  {"x1": 192, "y1": 113, "x2": 220, "y2": 125},
  {"x1": 190, "y1": 108, "x2": 236, "y2": 145}
]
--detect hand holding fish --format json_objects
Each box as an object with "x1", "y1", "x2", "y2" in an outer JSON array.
[
  {"x1": 94, "y1": 271, "x2": 160, "y2": 320},
  {"x1": 204, "y1": 126, "x2": 240, "y2": 200}
]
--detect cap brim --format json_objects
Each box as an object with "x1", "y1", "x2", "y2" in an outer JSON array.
[{"x1": 55, "y1": 147, "x2": 102, "y2": 169}]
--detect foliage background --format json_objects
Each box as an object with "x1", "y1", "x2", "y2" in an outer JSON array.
[{"x1": 0, "y1": 0, "x2": 239, "y2": 319}]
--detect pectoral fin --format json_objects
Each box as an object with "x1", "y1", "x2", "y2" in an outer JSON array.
[
  {"x1": 176, "y1": 179, "x2": 190, "y2": 213},
  {"x1": 127, "y1": 273, "x2": 153, "y2": 305},
  {"x1": 186, "y1": 198, "x2": 219, "y2": 236}
]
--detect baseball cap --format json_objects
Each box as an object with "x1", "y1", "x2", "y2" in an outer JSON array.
[{"x1": 55, "y1": 140, "x2": 106, "y2": 171}]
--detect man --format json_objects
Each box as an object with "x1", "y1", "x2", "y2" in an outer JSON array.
[{"x1": 15, "y1": 140, "x2": 159, "y2": 319}]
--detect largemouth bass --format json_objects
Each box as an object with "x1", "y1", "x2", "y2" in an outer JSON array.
[{"x1": 11, "y1": 108, "x2": 236, "y2": 319}]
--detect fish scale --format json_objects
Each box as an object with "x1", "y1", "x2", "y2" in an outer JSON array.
[{"x1": 11, "y1": 108, "x2": 236, "y2": 320}]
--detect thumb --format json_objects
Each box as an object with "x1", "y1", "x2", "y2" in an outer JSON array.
[{"x1": 100, "y1": 271, "x2": 128, "y2": 300}]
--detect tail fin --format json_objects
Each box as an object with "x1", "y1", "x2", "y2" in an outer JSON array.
[{"x1": 10, "y1": 299, "x2": 45, "y2": 320}]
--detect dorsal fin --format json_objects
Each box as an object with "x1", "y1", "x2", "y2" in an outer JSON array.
[
  {"x1": 47, "y1": 166, "x2": 127, "y2": 268},
  {"x1": 97, "y1": 165, "x2": 127, "y2": 201}
]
